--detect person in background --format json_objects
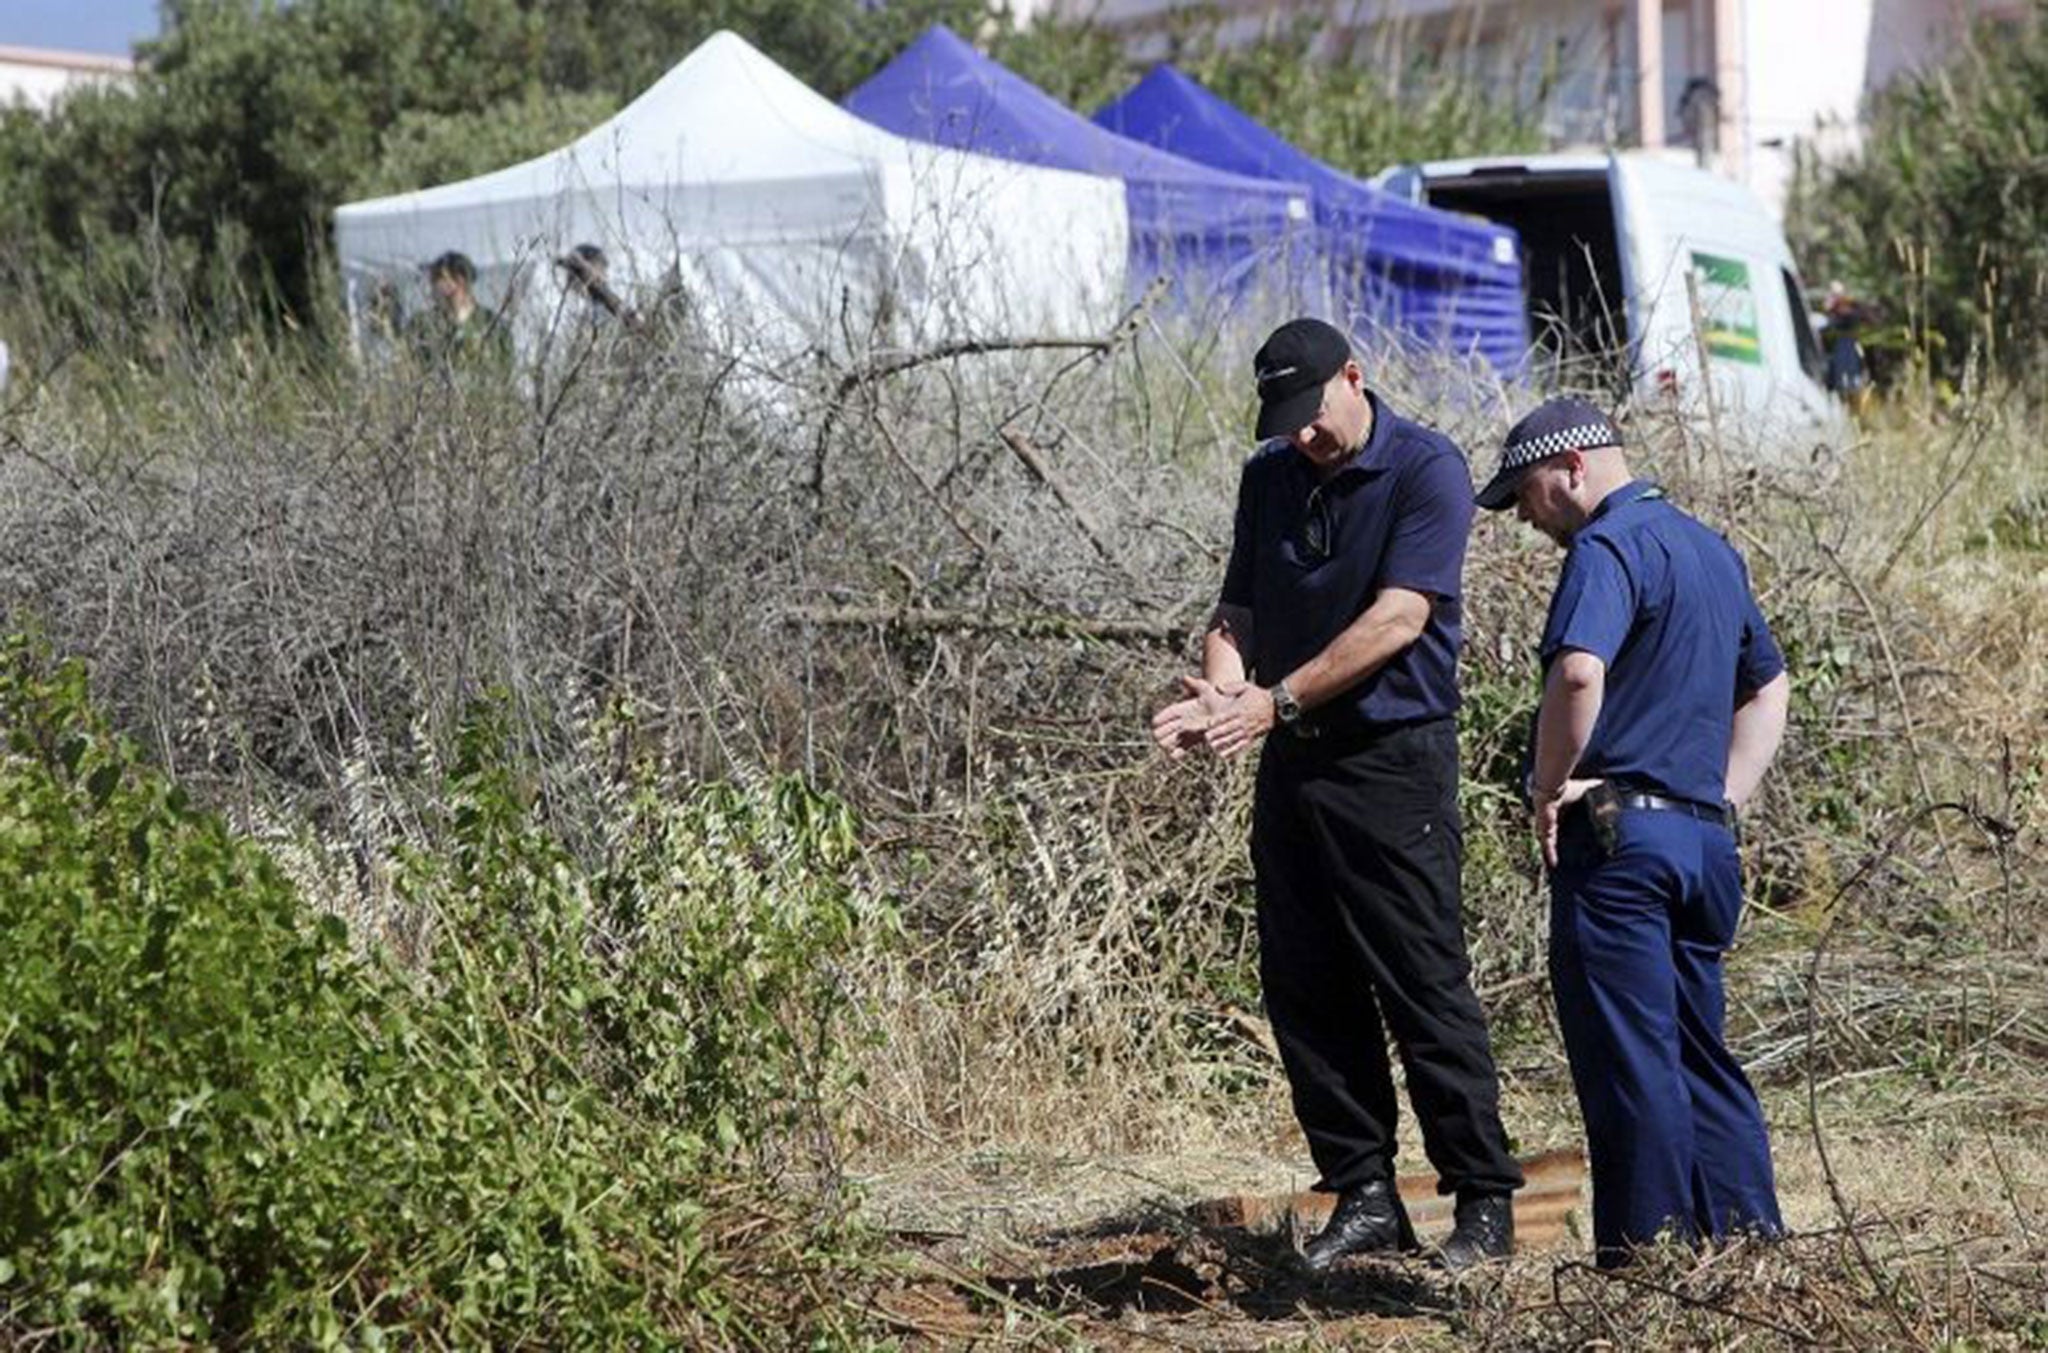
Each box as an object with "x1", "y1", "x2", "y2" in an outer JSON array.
[
  {"x1": 1820, "y1": 282, "x2": 1871, "y2": 412},
  {"x1": 412, "y1": 250, "x2": 507, "y2": 366},
  {"x1": 557, "y1": 242, "x2": 638, "y2": 330}
]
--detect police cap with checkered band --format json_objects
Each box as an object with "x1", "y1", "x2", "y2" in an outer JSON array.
[{"x1": 1475, "y1": 397, "x2": 1624, "y2": 511}]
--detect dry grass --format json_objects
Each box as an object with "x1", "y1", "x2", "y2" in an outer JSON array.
[
  {"x1": 1, "y1": 290, "x2": 2043, "y2": 1344},
  {"x1": 829, "y1": 370, "x2": 2048, "y2": 1348}
]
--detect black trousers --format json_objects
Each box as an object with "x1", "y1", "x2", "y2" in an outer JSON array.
[{"x1": 1252, "y1": 717, "x2": 1523, "y2": 1197}]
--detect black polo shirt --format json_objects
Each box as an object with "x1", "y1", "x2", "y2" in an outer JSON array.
[{"x1": 1219, "y1": 391, "x2": 1474, "y2": 733}]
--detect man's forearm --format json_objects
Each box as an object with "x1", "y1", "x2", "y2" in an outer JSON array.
[
  {"x1": 1533, "y1": 653, "x2": 1606, "y2": 796},
  {"x1": 1274, "y1": 588, "x2": 1430, "y2": 709},
  {"x1": 1726, "y1": 672, "x2": 1790, "y2": 808},
  {"x1": 1205, "y1": 604, "x2": 1253, "y2": 686}
]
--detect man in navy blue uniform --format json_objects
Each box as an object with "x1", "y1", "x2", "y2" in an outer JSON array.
[
  {"x1": 1152, "y1": 319, "x2": 1522, "y2": 1273},
  {"x1": 1475, "y1": 397, "x2": 1791, "y2": 1267}
]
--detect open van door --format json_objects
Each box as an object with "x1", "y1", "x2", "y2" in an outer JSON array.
[
  {"x1": 1386, "y1": 150, "x2": 1848, "y2": 460},
  {"x1": 1609, "y1": 154, "x2": 1846, "y2": 458},
  {"x1": 1380, "y1": 154, "x2": 1637, "y2": 392}
]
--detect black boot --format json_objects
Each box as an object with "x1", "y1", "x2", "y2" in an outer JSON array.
[
  {"x1": 1435, "y1": 1191, "x2": 1514, "y2": 1272},
  {"x1": 1299, "y1": 1179, "x2": 1420, "y2": 1272}
]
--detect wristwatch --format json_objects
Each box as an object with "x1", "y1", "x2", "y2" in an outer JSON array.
[{"x1": 1272, "y1": 679, "x2": 1304, "y2": 728}]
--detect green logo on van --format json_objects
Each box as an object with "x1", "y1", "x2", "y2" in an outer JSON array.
[{"x1": 1690, "y1": 251, "x2": 1764, "y2": 366}]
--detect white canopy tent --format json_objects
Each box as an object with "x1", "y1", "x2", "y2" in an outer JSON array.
[{"x1": 333, "y1": 31, "x2": 1130, "y2": 364}]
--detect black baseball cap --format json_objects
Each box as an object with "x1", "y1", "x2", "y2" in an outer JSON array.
[
  {"x1": 1475, "y1": 397, "x2": 1623, "y2": 511},
  {"x1": 1253, "y1": 318, "x2": 1350, "y2": 441}
]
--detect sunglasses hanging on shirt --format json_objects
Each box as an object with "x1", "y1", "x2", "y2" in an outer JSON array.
[{"x1": 1302, "y1": 492, "x2": 1334, "y2": 561}]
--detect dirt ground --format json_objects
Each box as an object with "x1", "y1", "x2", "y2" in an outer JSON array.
[
  {"x1": 857, "y1": 1144, "x2": 1512, "y2": 1351},
  {"x1": 850, "y1": 1083, "x2": 2048, "y2": 1349}
]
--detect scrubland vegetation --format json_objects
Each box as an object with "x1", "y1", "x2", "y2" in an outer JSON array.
[
  {"x1": 1, "y1": 2, "x2": 2045, "y2": 1347},
  {"x1": 1, "y1": 269, "x2": 2042, "y2": 1344}
]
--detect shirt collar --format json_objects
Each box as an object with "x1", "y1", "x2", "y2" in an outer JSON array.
[
  {"x1": 1589, "y1": 478, "x2": 1663, "y2": 523},
  {"x1": 1354, "y1": 390, "x2": 1396, "y2": 471}
]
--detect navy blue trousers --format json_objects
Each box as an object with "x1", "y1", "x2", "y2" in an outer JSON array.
[{"x1": 1549, "y1": 808, "x2": 1783, "y2": 1265}]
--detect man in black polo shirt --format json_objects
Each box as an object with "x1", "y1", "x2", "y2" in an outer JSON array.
[{"x1": 1152, "y1": 319, "x2": 1522, "y2": 1272}]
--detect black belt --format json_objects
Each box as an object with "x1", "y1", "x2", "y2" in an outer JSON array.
[
  {"x1": 1605, "y1": 791, "x2": 1730, "y2": 827},
  {"x1": 1275, "y1": 715, "x2": 1451, "y2": 756}
]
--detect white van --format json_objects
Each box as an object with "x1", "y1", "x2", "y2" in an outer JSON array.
[{"x1": 1377, "y1": 151, "x2": 1848, "y2": 458}]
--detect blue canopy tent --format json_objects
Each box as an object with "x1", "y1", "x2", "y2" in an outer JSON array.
[
  {"x1": 1095, "y1": 65, "x2": 1529, "y2": 377},
  {"x1": 845, "y1": 26, "x2": 1319, "y2": 317}
]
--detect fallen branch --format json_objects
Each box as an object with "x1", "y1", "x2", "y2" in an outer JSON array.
[
  {"x1": 873, "y1": 408, "x2": 989, "y2": 556},
  {"x1": 1800, "y1": 799, "x2": 2015, "y2": 1349},
  {"x1": 834, "y1": 334, "x2": 1119, "y2": 403},
  {"x1": 1551, "y1": 1258, "x2": 1818, "y2": 1344},
  {"x1": 998, "y1": 424, "x2": 1122, "y2": 571},
  {"x1": 782, "y1": 604, "x2": 1184, "y2": 646},
  {"x1": 809, "y1": 286, "x2": 1162, "y2": 499}
]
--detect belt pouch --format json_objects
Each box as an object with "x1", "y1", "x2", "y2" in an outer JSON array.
[{"x1": 1585, "y1": 781, "x2": 1622, "y2": 858}]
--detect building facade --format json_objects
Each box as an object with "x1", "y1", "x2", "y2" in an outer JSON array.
[
  {"x1": 1037, "y1": 0, "x2": 2026, "y2": 214},
  {"x1": 0, "y1": 44, "x2": 135, "y2": 113}
]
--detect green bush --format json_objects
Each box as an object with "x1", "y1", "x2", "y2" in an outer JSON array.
[
  {"x1": 401, "y1": 703, "x2": 886, "y2": 1155},
  {"x1": 1787, "y1": 4, "x2": 2048, "y2": 387},
  {"x1": 354, "y1": 88, "x2": 625, "y2": 199},
  {"x1": 0, "y1": 641, "x2": 888, "y2": 1345},
  {"x1": 0, "y1": 0, "x2": 984, "y2": 330},
  {"x1": 0, "y1": 0, "x2": 1538, "y2": 346}
]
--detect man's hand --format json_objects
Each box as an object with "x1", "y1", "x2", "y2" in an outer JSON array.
[
  {"x1": 1203, "y1": 683, "x2": 1277, "y2": 759},
  {"x1": 1150, "y1": 675, "x2": 1236, "y2": 759},
  {"x1": 1533, "y1": 778, "x2": 1599, "y2": 871}
]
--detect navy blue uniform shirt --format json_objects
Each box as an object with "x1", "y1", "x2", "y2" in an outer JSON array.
[
  {"x1": 1219, "y1": 391, "x2": 1475, "y2": 732},
  {"x1": 1539, "y1": 480, "x2": 1786, "y2": 806}
]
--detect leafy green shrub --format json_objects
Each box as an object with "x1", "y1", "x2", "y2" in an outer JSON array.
[
  {"x1": 353, "y1": 88, "x2": 624, "y2": 199},
  {"x1": 0, "y1": 643, "x2": 382, "y2": 1340},
  {"x1": 402, "y1": 704, "x2": 887, "y2": 1155},
  {"x1": 0, "y1": 0, "x2": 985, "y2": 330},
  {"x1": 1787, "y1": 6, "x2": 2048, "y2": 387},
  {"x1": 0, "y1": 641, "x2": 888, "y2": 1345},
  {"x1": 0, "y1": 0, "x2": 1537, "y2": 345}
]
